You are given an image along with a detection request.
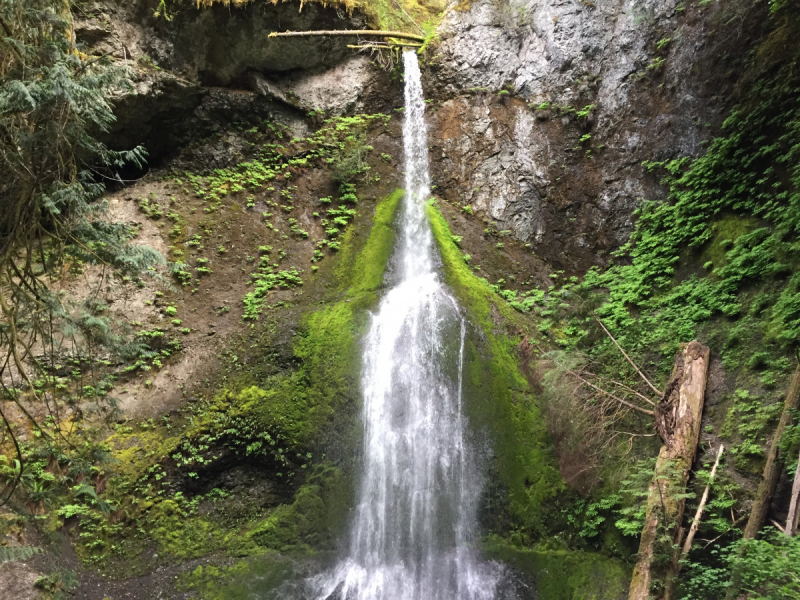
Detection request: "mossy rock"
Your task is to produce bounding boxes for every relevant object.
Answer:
[427,202,565,536]
[486,538,630,600]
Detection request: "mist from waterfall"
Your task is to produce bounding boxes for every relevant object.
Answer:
[315,51,499,600]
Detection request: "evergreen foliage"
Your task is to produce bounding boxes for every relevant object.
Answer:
[0,0,161,504]
[0,545,41,562]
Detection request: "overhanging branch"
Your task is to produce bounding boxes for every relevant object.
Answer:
[268,29,426,43]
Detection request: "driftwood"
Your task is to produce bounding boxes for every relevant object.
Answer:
[628,341,710,600]
[786,452,800,536]
[267,29,426,43]
[681,444,724,556]
[347,42,422,49]
[743,364,800,539]
[660,444,725,600]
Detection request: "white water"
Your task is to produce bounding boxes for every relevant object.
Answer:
[314,52,499,600]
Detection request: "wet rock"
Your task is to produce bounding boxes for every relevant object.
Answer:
[427,0,763,273]
[105,69,308,164]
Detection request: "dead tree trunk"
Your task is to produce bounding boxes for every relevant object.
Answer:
[785,454,800,536]
[743,365,800,539]
[628,341,710,600]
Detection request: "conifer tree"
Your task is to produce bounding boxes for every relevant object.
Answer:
[0,0,161,504]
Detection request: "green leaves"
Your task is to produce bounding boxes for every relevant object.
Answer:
[0,546,42,562]
[0,0,164,480]
[242,264,302,320]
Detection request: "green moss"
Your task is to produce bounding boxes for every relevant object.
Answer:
[178,553,315,600]
[149,501,228,560]
[698,215,758,273]
[87,190,403,578]
[339,188,403,294]
[245,464,347,553]
[485,537,630,600]
[106,428,181,482]
[263,188,403,449]
[426,202,564,536]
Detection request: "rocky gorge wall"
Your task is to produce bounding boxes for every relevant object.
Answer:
[426,0,766,273]
[2,0,792,598]
[95,0,765,271]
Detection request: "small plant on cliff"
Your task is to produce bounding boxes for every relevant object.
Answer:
[242,263,303,320]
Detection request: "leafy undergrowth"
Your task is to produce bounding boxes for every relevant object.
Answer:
[27,189,404,584]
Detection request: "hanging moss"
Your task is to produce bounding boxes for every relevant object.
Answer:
[188,0,442,32]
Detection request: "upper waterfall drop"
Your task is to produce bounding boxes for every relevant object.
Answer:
[315,51,500,600]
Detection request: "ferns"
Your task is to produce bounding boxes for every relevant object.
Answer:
[0,546,41,562]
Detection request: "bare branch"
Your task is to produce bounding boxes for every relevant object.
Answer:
[567,367,654,416]
[681,444,724,556]
[593,313,663,397]
[268,29,426,42]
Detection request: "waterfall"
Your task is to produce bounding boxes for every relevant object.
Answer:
[316,51,499,600]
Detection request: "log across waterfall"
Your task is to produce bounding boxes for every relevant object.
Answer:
[313,51,501,600]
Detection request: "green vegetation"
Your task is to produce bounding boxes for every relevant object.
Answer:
[0,189,403,591]
[453,14,800,600]
[681,531,800,600]
[187,0,444,33]
[486,537,630,600]
[243,267,303,320]
[427,202,564,537]
[0,0,164,506]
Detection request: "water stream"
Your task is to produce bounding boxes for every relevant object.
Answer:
[316,51,499,600]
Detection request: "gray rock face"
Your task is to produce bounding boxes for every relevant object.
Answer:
[439,0,675,117]
[250,55,378,116]
[82,0,367,83]
[428,0,746,272]
[87,0,757,272]
[429,93,646,272]
[85,0,389,163]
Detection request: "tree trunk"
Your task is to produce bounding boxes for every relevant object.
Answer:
[743,365,800,539]
[628,341,710,600]
[784,447,800,536]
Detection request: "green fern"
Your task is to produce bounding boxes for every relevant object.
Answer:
[0,546,42,563]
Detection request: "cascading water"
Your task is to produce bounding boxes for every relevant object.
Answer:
[315,51,500,600]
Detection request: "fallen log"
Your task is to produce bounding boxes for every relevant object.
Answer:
[628,341,710,600]
[268,29,426,43]
[347,42,422,49]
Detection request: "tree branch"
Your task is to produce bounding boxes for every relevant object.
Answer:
[567,367,654,416]
[681,444,724,556]
[268,29,426,43]
[593,313,664,397]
